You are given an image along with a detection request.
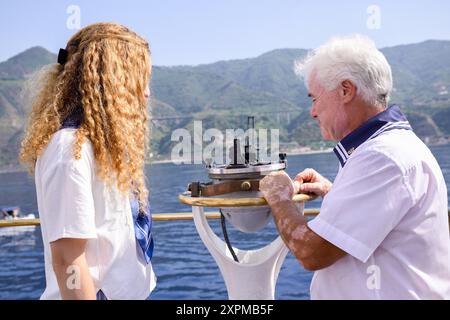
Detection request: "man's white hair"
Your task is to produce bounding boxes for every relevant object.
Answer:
[295,34,393,107]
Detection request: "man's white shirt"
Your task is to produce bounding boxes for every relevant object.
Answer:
[308,128,450,299]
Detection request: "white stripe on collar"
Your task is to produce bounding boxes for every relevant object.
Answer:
[332,105,412,167]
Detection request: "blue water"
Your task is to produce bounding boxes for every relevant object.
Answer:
[0,145,449,299]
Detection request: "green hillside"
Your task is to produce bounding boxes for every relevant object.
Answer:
[0,41,449,169]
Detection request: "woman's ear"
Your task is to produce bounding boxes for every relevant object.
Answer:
[340,80,357,103]
[144,86,150,99]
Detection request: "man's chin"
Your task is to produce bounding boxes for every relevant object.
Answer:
[320,133,338,142]
[320,129,332,141]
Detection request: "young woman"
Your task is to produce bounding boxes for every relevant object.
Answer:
[20,22,156,300]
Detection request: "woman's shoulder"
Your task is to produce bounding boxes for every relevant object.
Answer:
[39,128,94,169]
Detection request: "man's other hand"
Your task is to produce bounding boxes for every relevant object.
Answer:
[294,168,332,198]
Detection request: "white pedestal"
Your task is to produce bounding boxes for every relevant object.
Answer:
[192,206,289,300]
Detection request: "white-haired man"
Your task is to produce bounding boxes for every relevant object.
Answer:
[260,35,450,299]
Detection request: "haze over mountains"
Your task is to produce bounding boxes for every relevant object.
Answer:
[0,40,449,169]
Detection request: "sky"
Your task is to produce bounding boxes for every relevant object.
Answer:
[0,0,450,66]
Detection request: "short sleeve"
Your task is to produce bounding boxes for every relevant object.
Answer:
[307,150,414,263]
[40,145,97,243]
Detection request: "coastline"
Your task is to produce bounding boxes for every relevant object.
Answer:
[0,166,27,175]
[1,141,448,172]
[148,148,335,165]
[285,148,334,156]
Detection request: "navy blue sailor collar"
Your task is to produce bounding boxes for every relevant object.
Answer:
[333,105,412,167]
[60,107,84,129]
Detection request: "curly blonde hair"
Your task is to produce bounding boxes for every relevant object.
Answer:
[20,22,151,209]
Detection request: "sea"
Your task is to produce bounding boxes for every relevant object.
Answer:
[0,144,449,299]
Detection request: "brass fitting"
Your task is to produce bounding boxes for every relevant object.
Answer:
[240,181,252,191]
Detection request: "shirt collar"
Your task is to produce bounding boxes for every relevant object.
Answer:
[60,107,83,129]
[333,105,412,167]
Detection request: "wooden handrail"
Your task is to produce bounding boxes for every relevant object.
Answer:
[1,209,450,228]
[178,192,314,207]
[0,209,322,228]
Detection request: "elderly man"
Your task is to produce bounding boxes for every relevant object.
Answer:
[260,35,450,299]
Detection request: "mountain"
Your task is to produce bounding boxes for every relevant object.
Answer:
[196,48,310,106]
[382,40,450,108]
[0,46,55,80]
[0,41,449,169]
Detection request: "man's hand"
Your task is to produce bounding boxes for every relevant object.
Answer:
[260,170,299,204]
[259,169,346,271]
[294,168,332,198]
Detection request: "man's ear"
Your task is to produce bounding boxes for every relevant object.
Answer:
[340,80,357,103]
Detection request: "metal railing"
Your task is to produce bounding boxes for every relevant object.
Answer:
[0,209,322,228]
[1,209,450,228]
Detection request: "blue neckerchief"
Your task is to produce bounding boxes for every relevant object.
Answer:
[334,105,413,167]
[60,112,154,264]
[130,199,154,264]
[60,107,84,129]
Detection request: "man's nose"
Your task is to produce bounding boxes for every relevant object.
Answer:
[310,104,317,119]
